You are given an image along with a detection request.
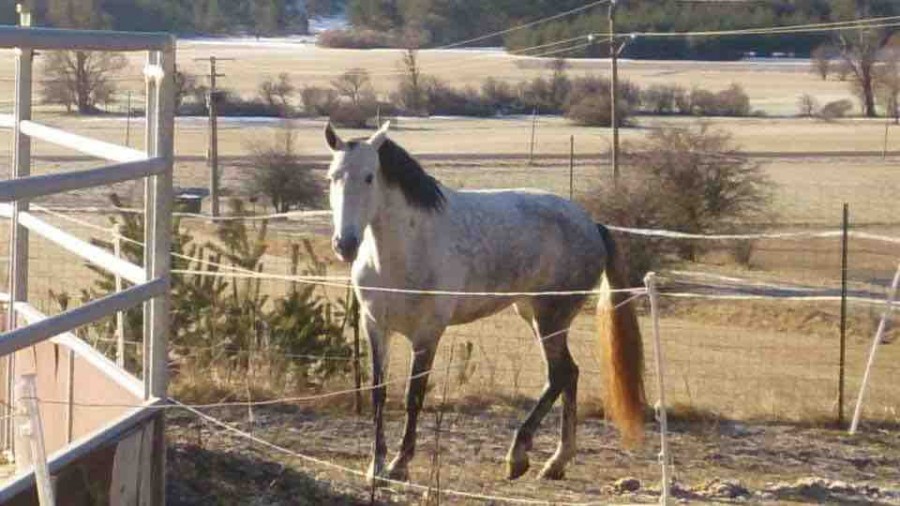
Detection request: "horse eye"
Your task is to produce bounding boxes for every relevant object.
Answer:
[365,174,374,184]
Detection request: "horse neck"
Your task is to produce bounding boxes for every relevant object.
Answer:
[367,184,429,264]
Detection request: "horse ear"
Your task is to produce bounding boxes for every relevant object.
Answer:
[368,121,391,149]
[325,122,344,152]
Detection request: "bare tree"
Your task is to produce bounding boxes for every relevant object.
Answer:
[40,0,127,114]
[259,73,296,116]
[175,70,204,111]
[810,45,833,81]
[837,26,892,117]
[40,51,128,113]
[875,48,900,123]
[398,48,426,115]
[331,68,373,107]
[797,93,819,117]
[549,57,571,108]
[249,123,324,213]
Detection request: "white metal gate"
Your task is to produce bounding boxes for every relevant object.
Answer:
[0,23,174,503]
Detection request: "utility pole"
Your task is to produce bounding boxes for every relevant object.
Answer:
[195,56,234,217]
[608,0,620,187]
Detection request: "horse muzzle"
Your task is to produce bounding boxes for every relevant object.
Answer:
[332,234,360,263]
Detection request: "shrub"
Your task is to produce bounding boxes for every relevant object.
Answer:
[425,79,493,117]
[583,125,774,277]
[797,94,819,117]
[564,76,635,127]
[687,84,751,116]
[819,99,853,119]
[249,124,324,213]
[673,86,692,114]
[565,94,618,127]
[318,28,398,48]
[481,77,528,114]
[259,73,296,117]
[300,86,339,116]
[216,92,283,117]
[328,99,379,127]
[519,75,570,114]
[642,84,679,114]
[689,88,717,116]
[623,125,773,260]
[714,84,752,116]
[581,175,678,286]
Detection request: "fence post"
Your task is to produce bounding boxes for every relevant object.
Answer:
[569,135,575,200]
[125,90,133,148]
[644,272,672,504]
[289,243,300,294]
[352,294,362,416]
[5,3,34,456]
[644,272,671,505]
[145,42,175,506]
[15,374,55,505]
[609,0,621,187]
[838,203,849,426]
[528,107,538,165]
[849,263,900,434]
[113,223,126,368]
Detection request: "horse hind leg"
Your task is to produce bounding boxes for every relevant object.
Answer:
[538,336,578,480]
[506,299,580,481]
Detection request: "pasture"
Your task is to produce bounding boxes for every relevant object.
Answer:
[0,42,898,503]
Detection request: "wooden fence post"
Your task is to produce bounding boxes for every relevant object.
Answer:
[838,203,849,426]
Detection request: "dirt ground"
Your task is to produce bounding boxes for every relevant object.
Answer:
[166,404,900,505]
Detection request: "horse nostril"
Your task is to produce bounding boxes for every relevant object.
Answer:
[333,234,359,260]
[340,235,359,253]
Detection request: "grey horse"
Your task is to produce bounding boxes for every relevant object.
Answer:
[325,122,645,482]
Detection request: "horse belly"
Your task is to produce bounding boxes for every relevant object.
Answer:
[449,296,518,326]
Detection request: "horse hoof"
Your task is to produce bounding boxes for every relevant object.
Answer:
[538,463,566,481]
[506,456,530,480]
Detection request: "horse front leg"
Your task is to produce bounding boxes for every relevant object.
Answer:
[386,335,440,481]
[364,318,390,483]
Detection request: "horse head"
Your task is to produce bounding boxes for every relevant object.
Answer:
[324,121,391,263]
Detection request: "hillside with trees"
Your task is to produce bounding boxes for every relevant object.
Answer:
[341,0,900,60]
[4,0,309,36]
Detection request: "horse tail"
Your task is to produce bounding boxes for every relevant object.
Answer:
[595,224,646,446]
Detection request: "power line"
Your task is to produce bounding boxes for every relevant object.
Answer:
[611,15,900,38]
[436,0,610,50]
[246,15,900,81]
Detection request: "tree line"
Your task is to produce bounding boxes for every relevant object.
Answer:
[342,0,900,60]
[3,0,308,35]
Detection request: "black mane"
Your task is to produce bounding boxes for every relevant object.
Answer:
[375,139,446,212]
